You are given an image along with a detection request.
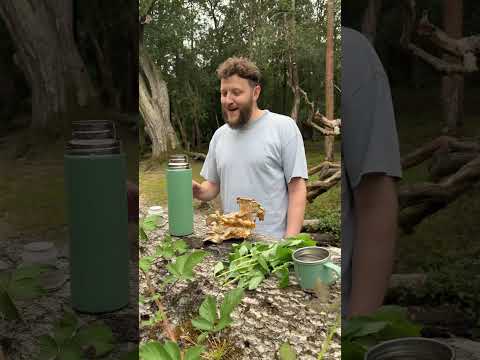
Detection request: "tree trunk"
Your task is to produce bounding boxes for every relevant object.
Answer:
[0,0,98,133]
[441,0,464,134]
[361,0,383,43]
[324,0,335,162]
[285,3,300,123]
[139,44,179,159]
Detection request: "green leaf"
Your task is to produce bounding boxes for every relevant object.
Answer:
[184,345,205,360]
[340,340,365,360]
[185,251,207,272]
[142,215,159,231]
[199,295,217,324]
[14,264,49,280]
[276,267,290,288]
[213,315,232,332]
[167,251,206,280]
[57,342,83,360]
[191,317,214,331]
[279,342,297,360]
[140,227,148,242]
[219,287,244,320]
[248,272,264,290]
[140,257,154,273]
[140,341,170,360]
[157,247,175,259]
[120,348,139,360]
[37,335,58,360]
[8,277,45,300]
[172,240,188,254]
[163,341,181,360]
[53,312,79,346]
[239,245,249,256]
[275,246,292,263]
[343,318,389,340]
[257,255,269,272]
[213,262,224,276]
[75,322,115,357]
[0,289,20,320]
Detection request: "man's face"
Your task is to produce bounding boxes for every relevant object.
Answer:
[220,75,259,129]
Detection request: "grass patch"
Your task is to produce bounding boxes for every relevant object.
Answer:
[0,124,138,238]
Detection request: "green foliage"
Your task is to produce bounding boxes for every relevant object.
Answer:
[140,214,160,242]
[156,237,188,259]
[140,341,204,360]
[341,306,422,360]
[215,233,316,290]
[192,287,244,341]
[313,209,341,239]
[166,251,207,281]
[142,0,342,150]
[36,311,115,359]
[279,342,297,360]
[0,265,48,320]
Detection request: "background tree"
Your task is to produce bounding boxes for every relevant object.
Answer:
[0,0,139,137]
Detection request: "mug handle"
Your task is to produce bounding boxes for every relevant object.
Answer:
[324,261,340,280]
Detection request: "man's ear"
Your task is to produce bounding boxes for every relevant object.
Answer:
[253,84,261,101]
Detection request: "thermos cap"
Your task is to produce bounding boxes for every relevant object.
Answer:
[168,154,190,169]
[66,120,121,155]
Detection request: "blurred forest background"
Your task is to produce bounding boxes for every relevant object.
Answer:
[140,0,343,239]
[0,1,138,237]
[344,0,480,339]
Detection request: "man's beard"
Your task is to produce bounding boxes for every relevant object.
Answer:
[222,101,253,129]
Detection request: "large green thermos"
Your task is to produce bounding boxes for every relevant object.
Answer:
[64,120,129,313]
[166,154,193,236]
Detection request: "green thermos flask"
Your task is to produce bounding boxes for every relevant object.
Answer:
[166,154,193,236]
[64,120,129,313]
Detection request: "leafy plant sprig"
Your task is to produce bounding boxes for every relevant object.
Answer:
[140,235,206,342]
[36,310,115,359]
[191,287,244,343]
[214,233,316,290]
[342,306,422,360]
[0,264,48,321]
[140,340,204,360]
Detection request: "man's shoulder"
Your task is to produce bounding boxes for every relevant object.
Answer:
[211,123,229,138]
[263,110,297,129]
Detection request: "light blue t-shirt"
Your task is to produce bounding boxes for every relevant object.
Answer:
[201,110,308,239]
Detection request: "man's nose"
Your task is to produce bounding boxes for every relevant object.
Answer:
[223,94,234,105]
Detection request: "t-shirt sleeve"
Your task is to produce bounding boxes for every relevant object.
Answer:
[342,46,402,190]
[200,134,220,184]
[282,124,309,183]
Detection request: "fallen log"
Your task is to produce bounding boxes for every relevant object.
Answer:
[398,154,480,231]
[187,151,206,161]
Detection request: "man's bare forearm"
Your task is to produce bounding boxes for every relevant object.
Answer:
[193,180,220,201]
[348,174,398,317]
[285,177,307,237]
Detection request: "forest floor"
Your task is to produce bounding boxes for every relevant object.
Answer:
[138,139,342,359]
[0,123,139,359]
[138,204,341,360]
[388,86,480,341]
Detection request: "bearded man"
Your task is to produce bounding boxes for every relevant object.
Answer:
[192,57,308,239]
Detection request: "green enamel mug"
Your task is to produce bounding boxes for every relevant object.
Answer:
[292,246,340,290]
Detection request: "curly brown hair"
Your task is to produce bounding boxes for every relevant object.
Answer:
[216,57,261,86]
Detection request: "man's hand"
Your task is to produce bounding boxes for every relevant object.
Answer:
[348,173,398,318]
[285,177,307,238]
[192,180,220,202]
